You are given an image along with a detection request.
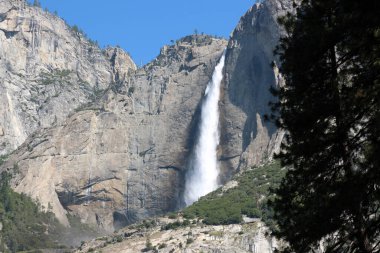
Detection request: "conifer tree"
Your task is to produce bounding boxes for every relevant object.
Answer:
[270,0,380,252]
[33,0,41,7]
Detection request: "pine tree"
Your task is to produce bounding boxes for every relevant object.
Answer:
[33,0,41,8]
[270,0,380,252]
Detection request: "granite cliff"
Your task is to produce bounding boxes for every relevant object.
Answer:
[0,0,136,155]
[1,34,227,231]
[220,0,291,175]
[0,0,291,242]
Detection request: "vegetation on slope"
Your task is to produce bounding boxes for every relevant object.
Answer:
[0,159,98,252]
[182,161,286,229]
[0,171,65,252]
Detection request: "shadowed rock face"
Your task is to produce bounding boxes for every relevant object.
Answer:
[2,34,227,231]
[220,0,291,175]
[0,0,136,155]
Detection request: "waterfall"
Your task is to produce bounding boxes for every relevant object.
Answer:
[184,52,225,206]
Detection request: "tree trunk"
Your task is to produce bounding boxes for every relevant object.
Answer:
[355,216,372,253]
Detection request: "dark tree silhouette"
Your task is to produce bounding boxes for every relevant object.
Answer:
[269,0,380,252]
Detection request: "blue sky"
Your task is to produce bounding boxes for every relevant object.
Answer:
[28,0,255,65]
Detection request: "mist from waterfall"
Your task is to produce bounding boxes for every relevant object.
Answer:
[184,52,225,206]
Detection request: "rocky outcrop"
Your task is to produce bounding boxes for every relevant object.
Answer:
[0,0,136,155]
[103,47,137,83]
[76,217,284,253]
[220,0,290,174]
[2,35,227,231]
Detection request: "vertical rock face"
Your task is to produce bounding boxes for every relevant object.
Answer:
[0,0,136,154]
[220,0,291,173]
[103,47,137,83]
[2,35,227,231]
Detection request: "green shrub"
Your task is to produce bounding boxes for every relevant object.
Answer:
[182,161,286,228]
[168,212,177,219]
[158,243,167,249]
[116,235,123,242]
[209,231,223,238]
[38,69,72,87]
[161,220,182,230]
[128,86,135,95]
[142,237,154,252]
[0,154,8,166]
[182,212,195,219]
[141,219,156,229]
[161,219,192,231]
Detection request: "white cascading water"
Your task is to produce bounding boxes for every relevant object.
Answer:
[184,52,225,206]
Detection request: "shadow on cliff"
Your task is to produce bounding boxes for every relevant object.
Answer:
[222,2,280,170]
[176,97,203,208]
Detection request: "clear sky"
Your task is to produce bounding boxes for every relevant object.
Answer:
[28,0,255,66]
